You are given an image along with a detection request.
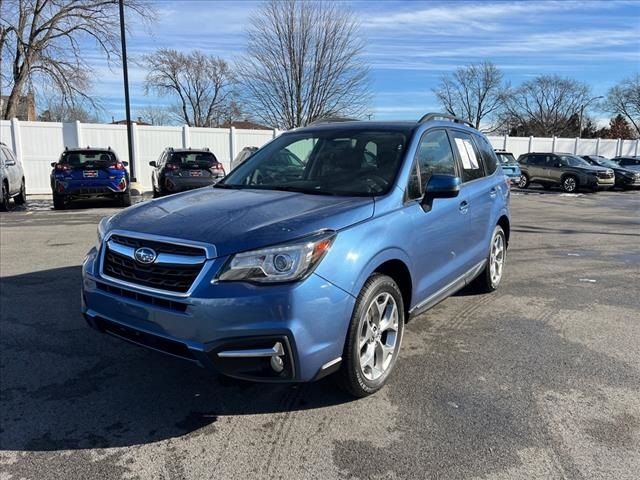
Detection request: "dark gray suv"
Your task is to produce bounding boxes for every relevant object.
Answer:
[517,152,614,192]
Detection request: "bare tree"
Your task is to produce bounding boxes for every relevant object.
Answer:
[38,93,101,122]
[237,0,370,129]
[432,61,507,130]
[142,49,235,127]
[502,75,590,137]
[135,105,175,126]
[0,0,153,120]
[603,74,640,136]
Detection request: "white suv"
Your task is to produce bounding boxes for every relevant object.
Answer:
[0,142,26,211]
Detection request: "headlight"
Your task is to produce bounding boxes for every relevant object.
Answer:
[217,231,335,284]
[96,216,112,250]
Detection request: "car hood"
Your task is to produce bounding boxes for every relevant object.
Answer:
[107,187,375,257]
[572,164,611,173]
[620,164,640,172]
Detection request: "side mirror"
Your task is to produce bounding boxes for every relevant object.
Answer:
[51,162,57,168]
[421,174,460,212]
[122,161,129,167]
[555,162,562,168]
[149,161,157,167]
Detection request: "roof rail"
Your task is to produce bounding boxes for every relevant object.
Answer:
[418,112,474,128]
[308,117,359,126]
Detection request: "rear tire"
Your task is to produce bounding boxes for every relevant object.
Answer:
[472,225,507,293]
[52,193,66,210]
[338,274,405,397]
[119,190,132,207]
[0,182,9,211]
[517,174,529,189]
[14,179,26,205]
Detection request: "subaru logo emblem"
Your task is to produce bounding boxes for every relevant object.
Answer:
[134,247,157,264]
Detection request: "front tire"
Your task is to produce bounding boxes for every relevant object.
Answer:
[338,274,405,397]
[14,179,26,205]
[561,175,578,193]
[0,182,9,211]
[472,225,507,293]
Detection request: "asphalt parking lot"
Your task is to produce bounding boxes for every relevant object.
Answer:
[1,188,639,480]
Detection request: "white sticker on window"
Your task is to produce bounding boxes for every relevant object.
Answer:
[454,138,480,170]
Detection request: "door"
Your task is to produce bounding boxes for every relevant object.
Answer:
[1,147,20,194]
[449,129,495,269]
[527,154,546,182]
[544,154,564,184]
[405,129,469,302]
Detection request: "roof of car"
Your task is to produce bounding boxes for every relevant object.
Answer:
[166,148,212,153]
[292,119,482,135]
[63,147,113,152]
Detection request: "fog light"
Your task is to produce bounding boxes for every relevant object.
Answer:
[270,354,284,373]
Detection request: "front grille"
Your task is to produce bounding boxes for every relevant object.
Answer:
[102,235,206,293]
[109,234,204,256]
[597,172,614,179]
[96,282,188,312]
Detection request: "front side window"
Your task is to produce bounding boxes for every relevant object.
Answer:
[220,128,411,196]
[406,129,456,200]
[558,155,589,167]
[449,130,485,182]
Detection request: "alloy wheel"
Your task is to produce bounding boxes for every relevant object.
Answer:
[563,177,577,192]
[358,292,399,381]
[490,231,505,287]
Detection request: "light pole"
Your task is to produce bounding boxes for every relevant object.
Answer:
[119,0,136,182]
[578,95,604,138]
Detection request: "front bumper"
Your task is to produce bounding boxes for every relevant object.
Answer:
[82,248,354,382]
[583,176,615,190]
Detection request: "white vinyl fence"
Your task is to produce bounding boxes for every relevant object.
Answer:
[1,119,638,194]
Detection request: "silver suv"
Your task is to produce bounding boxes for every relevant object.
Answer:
[0,142,26,211]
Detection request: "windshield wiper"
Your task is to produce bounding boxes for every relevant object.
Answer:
[213,183,245,189]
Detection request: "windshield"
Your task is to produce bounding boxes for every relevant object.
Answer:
[596,158,618,168]
[60,150,116,166]
[496,152,516,164]
[218,128,412,196]
[559,155,590,167]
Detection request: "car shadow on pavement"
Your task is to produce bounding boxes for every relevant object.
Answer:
[0,266,354,452]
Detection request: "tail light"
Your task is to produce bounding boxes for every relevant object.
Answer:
[55,163,71,172]
[110,162,125,170]
[165,163,180,171]
[210,162,225,175]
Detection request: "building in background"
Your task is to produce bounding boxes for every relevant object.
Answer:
[0,92,37,121]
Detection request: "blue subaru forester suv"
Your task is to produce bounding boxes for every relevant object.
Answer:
[82,114,510,397]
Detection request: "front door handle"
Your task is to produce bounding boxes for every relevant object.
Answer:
[459,200,469,214]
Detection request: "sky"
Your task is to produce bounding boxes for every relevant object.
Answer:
[88,0,640,124]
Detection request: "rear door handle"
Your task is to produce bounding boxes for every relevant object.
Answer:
[459,200,469,214]
[490,187,498,199]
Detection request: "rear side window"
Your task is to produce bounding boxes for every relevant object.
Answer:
[473,135,498,175]
[449,130,485,182]
[527,154,545,166]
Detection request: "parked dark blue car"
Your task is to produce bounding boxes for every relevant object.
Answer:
[51,148,131,209]
[82,114,511,397]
